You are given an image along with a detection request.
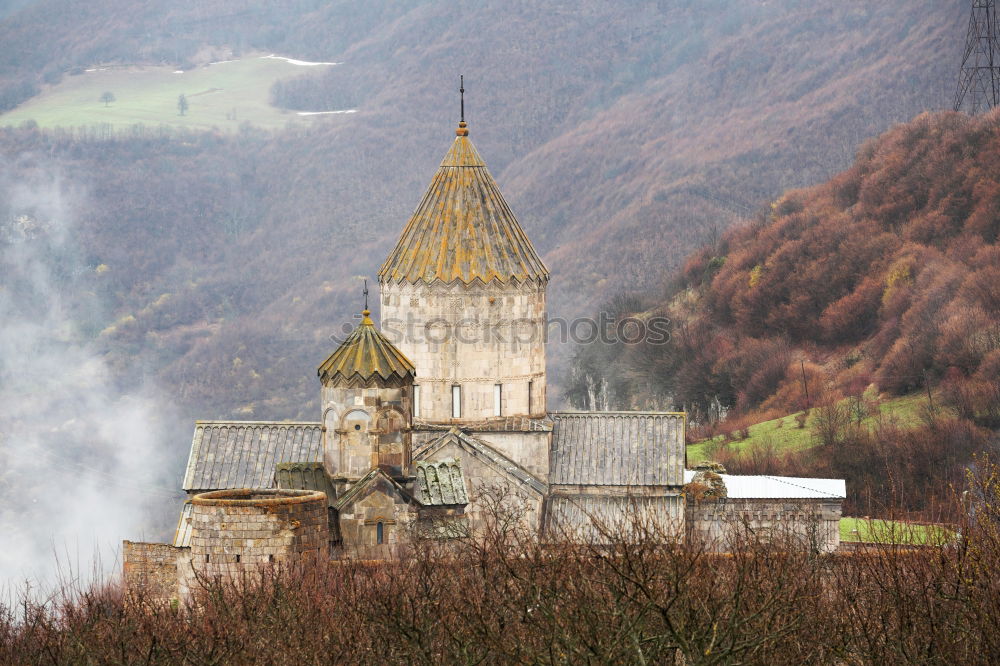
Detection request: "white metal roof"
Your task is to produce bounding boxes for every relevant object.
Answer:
[684,470,846,499]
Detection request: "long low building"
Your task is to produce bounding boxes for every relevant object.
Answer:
[683,468,846,553]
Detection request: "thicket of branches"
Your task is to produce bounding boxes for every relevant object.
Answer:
[5,465,1000,664]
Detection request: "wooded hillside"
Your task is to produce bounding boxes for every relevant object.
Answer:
[0,1,965,425]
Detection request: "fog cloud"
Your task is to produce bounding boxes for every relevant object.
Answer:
[0,155,182,592]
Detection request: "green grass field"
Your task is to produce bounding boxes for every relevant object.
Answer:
[0,55,356,132]
[686,393,931,463]
[840,517,954,545]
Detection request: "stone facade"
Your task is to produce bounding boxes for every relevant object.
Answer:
[122,541,190,603]
[321,380,412,481]
[685,498,843,553]
[188,488,330,575]
[380,279,547,422]
[333,470,417,559]
[418,434,545,535]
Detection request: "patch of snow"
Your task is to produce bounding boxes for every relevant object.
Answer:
[208,59,238,66]
[296,109,358,116]
[173,70,185,74]
[84,68,109,73]
[263,54,340,67]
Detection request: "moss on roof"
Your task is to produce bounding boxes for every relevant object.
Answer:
[317,310,415,384]
[379,122,549,285]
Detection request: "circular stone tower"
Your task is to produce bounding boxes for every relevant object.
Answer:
[378,120,549,423]
[189,488,329,577]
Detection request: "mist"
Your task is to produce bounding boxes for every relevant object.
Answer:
[0,154,183,592]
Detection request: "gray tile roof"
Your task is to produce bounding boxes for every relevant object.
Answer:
[549,412,685,487]
[414,427,546,496]
[414,459,469,506]
[275,462,337,504]
[182,421,323,492]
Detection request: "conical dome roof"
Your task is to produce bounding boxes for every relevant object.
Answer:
[378,122,549,285]
[317,310,415,384]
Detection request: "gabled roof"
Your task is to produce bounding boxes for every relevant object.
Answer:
[317,310,415,384]
[332,467,411,512]
[549,412,685,487]
[378,122,549,285]
[414,459,469,506]
[414,427,546,495]
[682,470,846,499]
[413,415,553,433]
[182,421,322,491]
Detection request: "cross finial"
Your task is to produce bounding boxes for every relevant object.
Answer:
[460,75,465,123]
[363,279,369,311]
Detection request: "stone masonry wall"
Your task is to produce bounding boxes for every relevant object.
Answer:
[322,381,412,480]
[686,498,843,553]
[189,489,329,578]
[380,279,546,422]
[122,541,188,603]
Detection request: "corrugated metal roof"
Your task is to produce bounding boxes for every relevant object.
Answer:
[549,412,685,487]
[414,427,546,495]
[173,501,193,548]
[682,470,846,499]
[413,459,469,506]
[317,310,415,383]
[182,421,323,491]
[378,123,549,285]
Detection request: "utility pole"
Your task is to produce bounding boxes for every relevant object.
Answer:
[955,0,1000,114]
[800,360,810,409]
[923,369,936,413]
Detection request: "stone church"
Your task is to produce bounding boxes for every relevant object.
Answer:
[124,113,845,597]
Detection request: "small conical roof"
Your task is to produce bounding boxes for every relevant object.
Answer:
[378,122,549,284]
[317,310,415,384]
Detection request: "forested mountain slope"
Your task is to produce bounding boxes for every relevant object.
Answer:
[0,1,965,424]
[571,110,1000,419]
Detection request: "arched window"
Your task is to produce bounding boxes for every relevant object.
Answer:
[376,521,384,545]
[343,409,371,430]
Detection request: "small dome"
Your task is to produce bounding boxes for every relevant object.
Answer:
[317,310,415,384]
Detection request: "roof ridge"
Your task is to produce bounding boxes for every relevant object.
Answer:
[195,420,322,426]
[758,474,846,498]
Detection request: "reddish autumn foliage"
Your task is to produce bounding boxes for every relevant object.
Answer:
[574,111,1000,429]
